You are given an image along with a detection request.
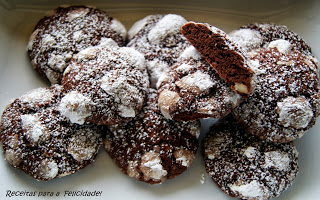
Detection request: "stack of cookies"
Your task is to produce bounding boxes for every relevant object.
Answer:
[1,5,319,200]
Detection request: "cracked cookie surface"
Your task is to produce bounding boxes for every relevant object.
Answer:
[203,115,299,200]
[105,89,199,184]
[232,40,320,143]
[27,5,127,84]
[0,85,102,181]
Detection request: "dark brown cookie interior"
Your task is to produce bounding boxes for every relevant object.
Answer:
[181,22,254,97]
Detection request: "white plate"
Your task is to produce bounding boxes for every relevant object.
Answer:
[0,1,320,199]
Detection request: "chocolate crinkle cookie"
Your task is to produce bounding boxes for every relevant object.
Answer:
[229,23,312,54]
[27,5,127,84]
[127,14,191,88]
[61,40,150,126]
[181,22,255,97]
[105,89,200,184]
[0,85,102,181]
[203,115,299,200]
[157,46,242,121]
[232,39,320,143]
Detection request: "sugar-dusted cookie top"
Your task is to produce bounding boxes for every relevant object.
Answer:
[127,14,191,88]
[105,89,200,184]
[0,85,102,181]
[157,46,242,121]
[203,115,299,200]
[232,40,320,143]
[27,5,127,84]
[61,41,150,126]
[229,23,312,54]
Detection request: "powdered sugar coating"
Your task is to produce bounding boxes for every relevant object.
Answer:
[157,49,242,121]
[38,159,59,180]
[67,129,101,162]
[158,90,181,120]
[0,85,102,181]
[110,19,127,40]
[148,60,171,88]
[203,115,299,200]
[276,96,314,129]
[58,91,92,125]
[27,5,127,84]
[232,46,320,143]
[263,151,291,171]
[173,148,195,167]
[20,114,50,145]
[243,146,258,160]
[147,14,187,45]
[99,71,143,118]
[127,14,191,88]
[65,7,90,21]
[238,23,313,55]
[176,71,215,94]
[230,180,266,199]
[178,46,202,62]
[140,151,168,182]
[19,87,56,106]
[268,39,292,54]
[105,89,199,184]
[128,15,151,40]
[229,28,263,52]
[62,44,149,126]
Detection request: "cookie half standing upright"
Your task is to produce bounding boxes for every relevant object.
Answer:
[0,85,102,181]
[232,39,320,143]
[127,14,191,88]
[61,41,150,126]
[105,89,200,184]
[157,46,242,121]
[203,115,299,200]
[181,22,255,97]
[27,5,127,84]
